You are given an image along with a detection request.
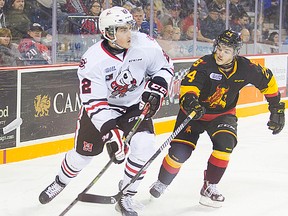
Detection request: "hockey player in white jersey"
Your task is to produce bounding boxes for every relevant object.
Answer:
[39,6,174,216]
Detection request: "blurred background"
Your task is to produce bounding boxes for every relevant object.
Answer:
[0,0,287,66]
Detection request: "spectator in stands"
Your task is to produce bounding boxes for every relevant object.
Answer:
[101,0,113,9]
[145,3,163,32]
[125,0,143,8]
[230,12,250,32]
[267,31,279,53]
[25,0,53,32]
[18,23,51,65]
[229,0,247,22]
[239,28,250,54]
[157,24,175,57]
[59,0,92,34]
[267,31,279,46]
[123,1,134,12]
[240,28,250,43]
[178,0,208,20]
[131,7,144,30]
[61,0,89,14]
[140,3,162,38]
[159,3,182,27]
[181,24,213,43]
[6,0,31,43]
[197,0,209,20]
[207,0,226,12]
[180,8,201,36]
[218,7,227,23]
[154,0,165,18]
[172,26,181,41]
[249,29,265,54]
[160,24,173,40]
[251,28,262,42]
[181,25,196,40]
[264,0,279,24]
[200,5,225,40]
[80,0,101,35]
[0,0,6,28]
[0,27,24,66]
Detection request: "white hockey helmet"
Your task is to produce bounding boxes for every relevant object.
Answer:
[99,6,134,40]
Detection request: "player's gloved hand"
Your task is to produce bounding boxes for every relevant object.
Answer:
[180,93,205,120]
[267,102,285,135]
[103,128,125,164]
[140,77,168,118]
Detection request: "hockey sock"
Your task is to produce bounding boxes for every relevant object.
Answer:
[121,156,146,193]
[59,149,93,185]
[158,154,183,185]
[205,150,230,184]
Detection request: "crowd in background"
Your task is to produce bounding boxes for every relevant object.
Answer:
[0,0,288,66]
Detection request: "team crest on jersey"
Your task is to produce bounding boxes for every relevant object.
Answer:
[204,85,229,108]
[83,141,93,152]
[210,73,222,81]
[79,58,87,69]
[110,67,137,98]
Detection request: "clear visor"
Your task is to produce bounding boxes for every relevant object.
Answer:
[110,20,136,32]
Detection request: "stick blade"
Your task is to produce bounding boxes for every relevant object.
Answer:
[3,118,23,135]
[78,193,119,204]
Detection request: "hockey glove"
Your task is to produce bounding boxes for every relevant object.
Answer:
[103,128,125,164]
[267,102,285,135]
[180,93,205,120]
[140,77,168,118]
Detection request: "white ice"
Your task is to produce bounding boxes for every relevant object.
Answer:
[0,111,288,216]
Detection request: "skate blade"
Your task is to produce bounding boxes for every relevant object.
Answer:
[199,195,223,208]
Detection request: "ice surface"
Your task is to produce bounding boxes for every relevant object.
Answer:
[0,112,287,216]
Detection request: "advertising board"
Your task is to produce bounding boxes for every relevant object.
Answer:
[20,68,80,142]
[0,70,18,149]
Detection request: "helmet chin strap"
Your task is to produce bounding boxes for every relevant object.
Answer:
[111,40,125,50]
[102,37,126,55]
[104,35,125,50]
[218,58,235,71]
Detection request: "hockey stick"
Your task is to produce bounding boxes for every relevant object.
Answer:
[58,104,150,216]
[0,118,22,135]
[78,110,196,204]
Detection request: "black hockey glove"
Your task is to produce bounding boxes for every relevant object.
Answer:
[180,93,205,120]
[140,77,168,118]
[267,102,285,135]
[103,128,125,164]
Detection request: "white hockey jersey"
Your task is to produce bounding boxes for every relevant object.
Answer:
[77,32,174,132]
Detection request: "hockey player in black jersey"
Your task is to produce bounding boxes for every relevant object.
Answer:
[150,29,285,208]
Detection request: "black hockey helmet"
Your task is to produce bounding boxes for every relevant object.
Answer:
[213,29,243,55]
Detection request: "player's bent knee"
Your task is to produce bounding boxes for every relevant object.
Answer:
[168,142,194,163]
[129,131,156,162]
[66,148,93,170]
[212,132,237,153]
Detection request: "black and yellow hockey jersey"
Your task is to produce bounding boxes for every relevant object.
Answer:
[180,54,280,118]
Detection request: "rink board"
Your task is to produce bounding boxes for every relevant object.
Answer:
[1,100,287,164]
[0,55,288,164]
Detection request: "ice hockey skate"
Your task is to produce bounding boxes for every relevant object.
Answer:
[149,180,168,198]
[199,180,225,208]
[39,175,66,204]
[115,193,139,216]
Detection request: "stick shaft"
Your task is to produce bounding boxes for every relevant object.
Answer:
[78,111,196,204]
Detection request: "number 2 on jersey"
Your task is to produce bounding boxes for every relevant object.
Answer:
[82,78,91,94]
